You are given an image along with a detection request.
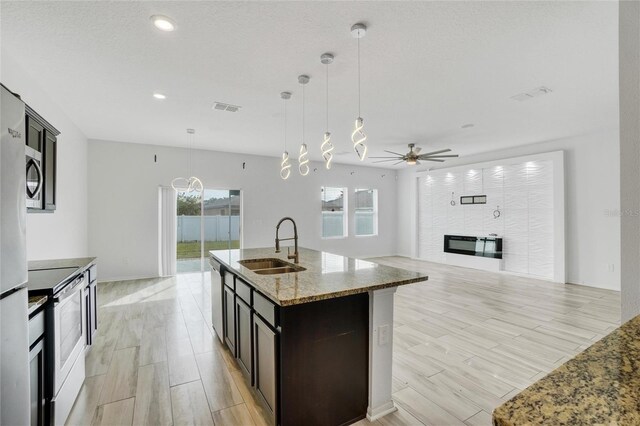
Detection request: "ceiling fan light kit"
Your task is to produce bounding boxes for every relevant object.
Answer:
[370,143,459,166]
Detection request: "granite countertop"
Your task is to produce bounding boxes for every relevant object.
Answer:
[28,295,48,315]
[493,315,640,425]
[210,247,428,306]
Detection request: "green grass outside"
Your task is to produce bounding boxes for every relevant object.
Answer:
[177,240,240,259]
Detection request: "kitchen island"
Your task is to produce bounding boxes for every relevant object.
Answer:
[210,247,428,426]
[493,315,640,425]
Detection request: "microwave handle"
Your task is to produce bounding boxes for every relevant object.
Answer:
[25,158,44,199]
[52,275,85,305]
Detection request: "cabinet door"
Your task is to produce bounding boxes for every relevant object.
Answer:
[223,286,236,355]
[26,116,44,152]
[235,297,253,383]
[253,315,277,423]
[43,132,56,211]
[29,339,46,426]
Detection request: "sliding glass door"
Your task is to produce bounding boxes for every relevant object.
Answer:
[176,188,241,273]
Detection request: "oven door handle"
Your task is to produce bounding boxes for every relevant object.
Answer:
[52,275,85,305]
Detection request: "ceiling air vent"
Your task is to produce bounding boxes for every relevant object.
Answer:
[213,102,241,112]
[510,86,552,102]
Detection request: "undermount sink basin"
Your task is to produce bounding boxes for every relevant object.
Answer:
[253,266,305,275]
[238,258,306,275]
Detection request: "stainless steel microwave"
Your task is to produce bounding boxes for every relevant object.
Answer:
[25,145,43,209]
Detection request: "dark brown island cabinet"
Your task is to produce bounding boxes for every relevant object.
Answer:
[210,247,428,426]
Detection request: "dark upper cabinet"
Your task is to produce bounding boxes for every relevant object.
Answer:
[26,116,44,152]
[43,132,56,211]
[25,106,59,213]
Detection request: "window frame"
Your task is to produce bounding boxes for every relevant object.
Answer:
[321,186,348,239]
[354,188,378,237]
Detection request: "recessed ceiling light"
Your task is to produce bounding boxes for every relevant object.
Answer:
[151,15,175,32]
[153,93,166,100]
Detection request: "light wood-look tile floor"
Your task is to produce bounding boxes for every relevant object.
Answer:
[67,257,620,426]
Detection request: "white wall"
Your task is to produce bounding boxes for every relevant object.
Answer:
[1,51,89,260]
[88,139,397,281]
[416,153,564,282]
[397,129,620,290]
[620,1,640,321]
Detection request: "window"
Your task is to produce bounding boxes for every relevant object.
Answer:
[321,187,347,238]
[355,188,378,236]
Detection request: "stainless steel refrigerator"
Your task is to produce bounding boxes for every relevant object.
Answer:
[1,84,30,425]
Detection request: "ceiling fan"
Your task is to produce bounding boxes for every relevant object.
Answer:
[370,143,459,166]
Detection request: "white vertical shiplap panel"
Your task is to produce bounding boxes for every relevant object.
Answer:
[483,206,504,236]
[483,166,504,190]
[463,206,484,236]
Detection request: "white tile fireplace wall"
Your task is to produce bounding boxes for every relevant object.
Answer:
[416,151,565,282]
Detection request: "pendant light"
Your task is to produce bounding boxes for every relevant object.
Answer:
[171,129,203,193]
[298,74,310,176]
[351,23,368,161]
[320,53,335,169]
[280,91,292,180]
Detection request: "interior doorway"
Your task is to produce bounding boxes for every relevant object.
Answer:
[176,188,241,273]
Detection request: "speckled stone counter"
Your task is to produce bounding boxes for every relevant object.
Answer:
[493,315,640,426]
[28,295,48,316]
[210,247,428,306]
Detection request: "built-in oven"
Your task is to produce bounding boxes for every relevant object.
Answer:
[26,145,43,209]
[51,274,85,395]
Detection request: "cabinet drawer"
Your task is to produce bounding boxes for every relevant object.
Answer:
[224,271,235,289]
[88,264,97,283]
[29,310,45,348]
[235,278,251,304]
[253,291,277,328]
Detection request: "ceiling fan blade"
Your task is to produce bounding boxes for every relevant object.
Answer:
[419,148,452,156]
[384,150,406,156]
[371,159,397,163]
[414,147,422,154]
[419,154,459,159]
[416,160,421,165]
[369,156,402,159]
[393,160,406,165]
[423,158,445,162]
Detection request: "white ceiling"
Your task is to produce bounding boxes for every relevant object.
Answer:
[1,1,618,167]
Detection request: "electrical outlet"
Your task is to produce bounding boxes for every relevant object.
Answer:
[378,324,390,346]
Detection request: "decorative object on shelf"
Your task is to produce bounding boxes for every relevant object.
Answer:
[298,75,310,176]
[450,192,456,206]
[320,53,335,169]
[351,23,368,161]
[371,143,459,166]
[280,92,292,180]
[171,129,203,193]
[493,205,501,219]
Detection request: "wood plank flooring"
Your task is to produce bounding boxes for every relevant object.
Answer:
[67,257,620,426]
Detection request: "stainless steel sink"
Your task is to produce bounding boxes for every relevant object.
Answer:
[253,266,304,275]
[238,258,306,274]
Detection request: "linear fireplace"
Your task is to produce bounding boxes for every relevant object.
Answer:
[444,235,503,259]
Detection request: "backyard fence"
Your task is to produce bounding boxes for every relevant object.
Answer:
[177,215,240,242]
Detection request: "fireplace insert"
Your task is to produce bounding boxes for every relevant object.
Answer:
[444,235,503,259]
